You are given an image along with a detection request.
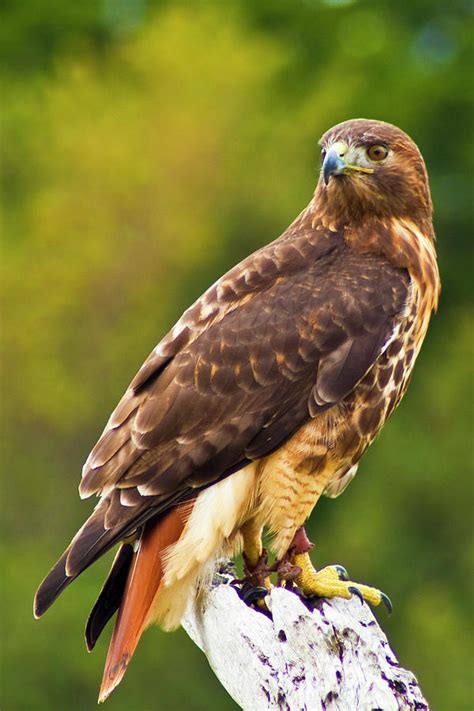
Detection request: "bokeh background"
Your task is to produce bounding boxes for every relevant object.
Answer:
[2,0,473,709]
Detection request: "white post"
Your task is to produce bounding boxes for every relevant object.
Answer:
[182,565,429,711]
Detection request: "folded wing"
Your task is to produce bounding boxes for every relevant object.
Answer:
[35,233,409,617]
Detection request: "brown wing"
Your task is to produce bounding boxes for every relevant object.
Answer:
[35,232,409,617]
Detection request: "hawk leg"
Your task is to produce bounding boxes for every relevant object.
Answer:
[237,520,270,606]
[242,548,271,589]
[289,527,392,613]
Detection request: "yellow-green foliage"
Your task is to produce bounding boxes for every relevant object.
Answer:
[2,3,472,710]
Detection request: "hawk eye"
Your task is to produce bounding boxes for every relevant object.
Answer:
[320,148,327,162]
[367,144,388,162]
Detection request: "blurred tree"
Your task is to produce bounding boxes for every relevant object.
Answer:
[1,2,472,709]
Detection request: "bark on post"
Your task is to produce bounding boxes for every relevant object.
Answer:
[182,563,429,711]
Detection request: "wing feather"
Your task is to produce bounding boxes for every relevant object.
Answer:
[85,241,408,501]
[37,227,409,616]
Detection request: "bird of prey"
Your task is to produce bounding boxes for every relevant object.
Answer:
[34,119,440,701]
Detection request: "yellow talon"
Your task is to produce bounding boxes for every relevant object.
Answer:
[293,553,390,611]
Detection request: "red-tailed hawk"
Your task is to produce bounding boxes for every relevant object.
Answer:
[34,119,440,701]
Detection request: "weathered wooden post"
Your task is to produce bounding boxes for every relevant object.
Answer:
[182,564,428,711]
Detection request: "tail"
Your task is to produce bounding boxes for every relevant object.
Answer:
[86,543,135,653]
[34,493,196,702]
[98,502,194,703]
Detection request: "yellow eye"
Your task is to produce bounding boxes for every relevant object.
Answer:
[367,144,389,162]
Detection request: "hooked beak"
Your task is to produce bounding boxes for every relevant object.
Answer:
[322,140,375,186]
[322,141,348,185]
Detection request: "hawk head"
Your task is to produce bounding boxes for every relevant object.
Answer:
[316,119,432,224]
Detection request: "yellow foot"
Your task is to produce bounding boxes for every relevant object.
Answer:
[293,553,392,612]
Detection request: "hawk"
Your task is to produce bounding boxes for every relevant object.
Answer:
[34,119,440,701]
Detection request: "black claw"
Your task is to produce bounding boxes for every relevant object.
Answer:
[348,586,364,604]
[381,592,393,614]
[238,581,268,605]
[334,565,349,581]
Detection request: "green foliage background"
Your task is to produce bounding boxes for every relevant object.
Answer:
[2,1,473,709]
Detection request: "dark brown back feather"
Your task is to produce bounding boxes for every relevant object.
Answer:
[36,220,409,616]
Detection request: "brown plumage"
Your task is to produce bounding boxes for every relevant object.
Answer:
[34,119,440,701]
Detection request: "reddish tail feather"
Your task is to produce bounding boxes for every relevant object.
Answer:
[98,501,194,703]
